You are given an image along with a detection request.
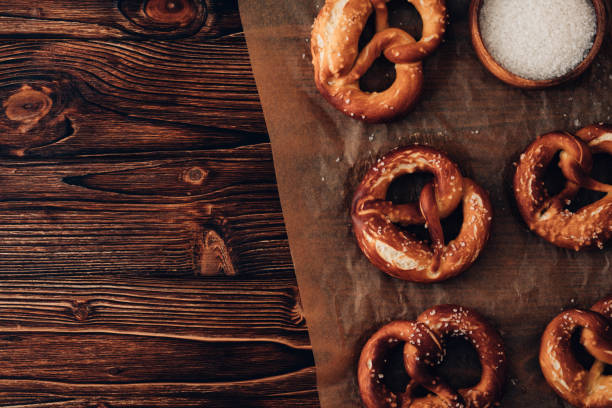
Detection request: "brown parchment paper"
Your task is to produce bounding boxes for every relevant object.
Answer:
[239,1,612,406]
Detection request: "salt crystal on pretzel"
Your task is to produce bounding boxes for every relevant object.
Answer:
[351,146,493,282]
[540,295,612,408]
[358,304,506,407]
[514,125,612,250]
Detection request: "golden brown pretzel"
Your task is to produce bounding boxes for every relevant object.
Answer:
[539,295,612,408]
[351,146,493,282]
[311,0,447,122]
[358,304,506,407]
[514,125,612,250]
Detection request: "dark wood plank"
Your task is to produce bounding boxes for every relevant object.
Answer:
[0,275,317,406]
[0,146,292,278]
[0,36,266,141]
[0,334,311,383]
[0,211,290,278]
[0,79,266,157]
[0,145,275,202]
[0,370,318,406]
[0,0,242,40]
[0,276,309,347]
[0,367,318,407]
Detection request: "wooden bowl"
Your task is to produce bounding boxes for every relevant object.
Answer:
[469,0,608,89]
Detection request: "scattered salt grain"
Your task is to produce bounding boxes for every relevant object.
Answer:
[479,0,596,80]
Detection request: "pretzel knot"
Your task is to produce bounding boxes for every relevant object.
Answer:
[311,0,447,122]
[351,146,493,283]
[514,124,612,250]
[358,305,507,408]
[540,295,612,408]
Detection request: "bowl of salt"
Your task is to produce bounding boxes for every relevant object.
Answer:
[469,0,607,89]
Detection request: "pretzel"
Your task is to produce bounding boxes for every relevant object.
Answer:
[311,0,447,122]
[514,125,612,250]
[351,146,493,283]
[358,304,506,407]
[539,295,612,408]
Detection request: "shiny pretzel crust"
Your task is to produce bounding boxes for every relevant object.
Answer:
[358,320,445,408]
[514,126,612,250]
[351,146,492,282]
[358,305,506,408]
[540,296,612,408]
[311,0,446,122]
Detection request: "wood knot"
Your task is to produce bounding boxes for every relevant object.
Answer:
[144,0,198,26]
[289,287,306,327]
[119,0,206,37]
[0,80,76,156]
[107,367,123,375]
[28,7,43,18]
[183,166,208,185]
[4,85,52,132]
[197,229,237,276]
[71,301,91,322]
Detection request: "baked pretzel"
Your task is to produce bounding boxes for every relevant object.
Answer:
[358,304,506,407]
[351,146,493,282]
[311,0,447,122]
[540,295,612,408]
[514,125,612,250]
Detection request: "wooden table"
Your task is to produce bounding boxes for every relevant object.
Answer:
[0,0,319,405]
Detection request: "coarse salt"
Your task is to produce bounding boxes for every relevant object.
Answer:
[479,0,596,80]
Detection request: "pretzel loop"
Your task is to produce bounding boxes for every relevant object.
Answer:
[311,0,447,122]
[358,305,507,408]
[358,320,446,407]
[514,125,612,250]
[351,146,493,283]
[384,0,447,63]
[540,296,612,408]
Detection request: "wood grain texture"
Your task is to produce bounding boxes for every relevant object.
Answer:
[0,0,319,405]
[0,275,315,404]
[0,145,292,278]
[0,0,242,40]
[0,36,266,141]
[0,367,318,407]
[0,276,308,347]
[0,369,318,407]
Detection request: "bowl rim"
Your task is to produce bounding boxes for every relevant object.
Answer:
[469,0,608,89]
